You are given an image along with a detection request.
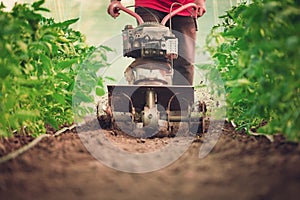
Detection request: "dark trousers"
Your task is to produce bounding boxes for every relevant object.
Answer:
[135,7,197,85]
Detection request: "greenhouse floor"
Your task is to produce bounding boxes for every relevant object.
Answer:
[0,122,299,200]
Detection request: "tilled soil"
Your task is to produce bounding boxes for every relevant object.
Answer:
[0,122,299,200]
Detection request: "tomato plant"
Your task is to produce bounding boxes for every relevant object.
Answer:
[205,0,300,140]
[0,0,110,137]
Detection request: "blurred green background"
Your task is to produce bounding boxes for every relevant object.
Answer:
[2,0,246,46]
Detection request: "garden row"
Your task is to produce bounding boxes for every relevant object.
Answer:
[204,0,299,140]
[0,0,108,137]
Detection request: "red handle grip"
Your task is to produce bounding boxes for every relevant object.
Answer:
[161,3,199,25]
[108,1,144,25]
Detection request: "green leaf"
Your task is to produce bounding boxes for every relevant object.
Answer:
[226,79,251,87]
[97,78,104,87]
[40,54,53,74]
[105,76,116,82]
[15,110,39,120]
[29,41,51,55]
[32,0,49,12]
[57,58,78,70]
[32,0,44,9]
[50,18,79,29]
[222,27,245,38]
[45,116,59,130]
[74,91,93,103]
[0,2,6,10]
[17,78,41,86]
[56,72,72,82]
[96,87,105,96]
[53,93,66,105]
[99,45,113,52]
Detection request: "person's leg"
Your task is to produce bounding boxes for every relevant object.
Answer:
[167,16,197,85]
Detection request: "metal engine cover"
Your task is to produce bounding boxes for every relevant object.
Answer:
[122,23,178,59]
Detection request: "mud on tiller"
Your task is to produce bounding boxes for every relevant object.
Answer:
[97,2,207,138]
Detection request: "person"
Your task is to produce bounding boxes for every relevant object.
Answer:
[107,0,206,85]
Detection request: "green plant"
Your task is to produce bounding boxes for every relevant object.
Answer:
[72,45,114,123]
[0,0,111,137]
[205,0,300,140]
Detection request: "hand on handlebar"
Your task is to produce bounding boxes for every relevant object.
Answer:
[194,0,206,17]
[107,0,121,18]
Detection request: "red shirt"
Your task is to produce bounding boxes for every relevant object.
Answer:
[135,0,196,16]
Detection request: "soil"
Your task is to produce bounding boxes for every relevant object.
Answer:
[0,121,299,200]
